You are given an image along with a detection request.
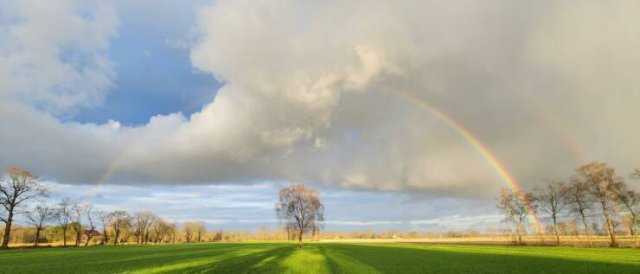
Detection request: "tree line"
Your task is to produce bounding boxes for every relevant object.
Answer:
[0,167,328,248]
[0,167,330,249]
[0,167,213,248]
[497,161,639,247]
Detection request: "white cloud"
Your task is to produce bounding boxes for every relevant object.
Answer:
[326,220,403,226]
[2,0,640,202]
[0,0,118,114]
[409,214,503,228]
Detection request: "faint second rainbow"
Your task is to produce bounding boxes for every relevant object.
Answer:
[389,89,543,233]
[81,145,133,204]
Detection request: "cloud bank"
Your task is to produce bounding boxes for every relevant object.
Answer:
[1,0,640,198]
[0,0,118,114]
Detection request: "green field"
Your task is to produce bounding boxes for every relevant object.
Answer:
[0,243,639,273]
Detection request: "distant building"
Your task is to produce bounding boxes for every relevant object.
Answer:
[84,230,101,237]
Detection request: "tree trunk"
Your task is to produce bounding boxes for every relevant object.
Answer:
[298,230,303,248]
[552,215,560,246]
[580,214,592,247]
[601,205,618,247]
[517,230,522,245]
[515,221,523,245]
[103,229,108,245]
[1,210,14,249]
[76,231,82,247]
[62,228,67,247]
[85,235,92,247]
[34,227,41,247]
[114,231,120,246]
[632,214,638,248]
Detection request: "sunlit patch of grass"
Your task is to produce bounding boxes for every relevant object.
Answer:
[129,245,273,273]
[279,245,330,273]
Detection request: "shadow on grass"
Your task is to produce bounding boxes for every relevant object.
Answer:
[319,243,640,274]
[156,244,328,273]
[178,245,294,273]
[0,243,291,273]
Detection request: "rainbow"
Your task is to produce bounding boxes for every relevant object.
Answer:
[520,91,590,165]
[389,89,543,233]
[85,89,543,233]
[81,147,131,204]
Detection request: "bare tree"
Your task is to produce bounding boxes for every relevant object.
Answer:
[133,212,156,244]
[109,210,130,245]
[97,210,111,245]
[0,167,49,249]
[566,178,594,247]
[496,187,533,245]
[612,181,639,247]
[195,221,205,243]
[184,221,194,243]
[26,204,56,247]
[531,181,568,245]
[575,162,622,247]
[275,184,324,247]
[152,219,170,244]
[171,222,177,243]
[83,204,98,246]
[71,203,85,246]
[56,197,73,247]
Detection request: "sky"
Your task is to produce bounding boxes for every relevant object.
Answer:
[1,0,640,232]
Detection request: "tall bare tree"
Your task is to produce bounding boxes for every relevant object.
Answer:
[612,180,639,247]
[0,167,49,249]
[184,221,194,243]
[56,197,73,247]
[197,221,206,243]
[83,204,98,246]
[496,187,533,245]
[566,177,594,247]
[97,210,111,245]
[108,210,130,245]
[171,222,178,243]
[70,203,85,246]
[531,181,568,245]
[575,162,622,247]
[275,184,324,247]
[26,204,56,247]
[133,212,156,244]
[183,221,206,243]
[152,220,171,244]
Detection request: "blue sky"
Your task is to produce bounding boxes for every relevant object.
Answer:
[73,0,220,126]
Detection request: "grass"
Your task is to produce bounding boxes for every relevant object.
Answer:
[0,242,639,273]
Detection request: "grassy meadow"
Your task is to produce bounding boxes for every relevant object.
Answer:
[0,242,639,273]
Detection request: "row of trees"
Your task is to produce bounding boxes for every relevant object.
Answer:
[498,162,639,247]
[0,167,328,248]
[0,167,213,248]
[6,200,209,247]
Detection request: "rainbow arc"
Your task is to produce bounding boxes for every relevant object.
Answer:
[390,90,543,233]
